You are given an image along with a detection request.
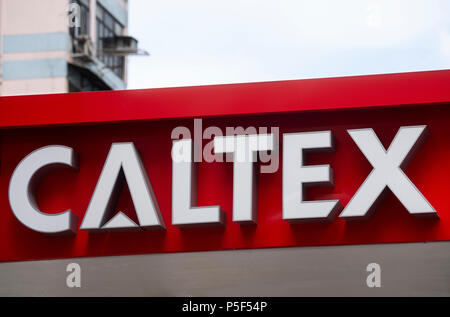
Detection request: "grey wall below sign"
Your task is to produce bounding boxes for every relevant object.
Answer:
[0,241,449,296]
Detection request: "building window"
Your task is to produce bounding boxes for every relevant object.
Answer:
[96,2,125,79]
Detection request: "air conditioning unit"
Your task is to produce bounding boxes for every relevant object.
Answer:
[71,35,95,61]
[101,36,140,56]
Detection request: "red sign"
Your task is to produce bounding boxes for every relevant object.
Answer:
[1,70,450,262]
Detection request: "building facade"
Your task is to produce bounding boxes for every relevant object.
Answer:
[0,0,135,96]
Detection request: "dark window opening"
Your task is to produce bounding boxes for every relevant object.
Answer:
[68,64,112,92]
[96,2,125,79]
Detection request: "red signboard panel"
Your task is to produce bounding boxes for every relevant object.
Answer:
[0,70,449,262]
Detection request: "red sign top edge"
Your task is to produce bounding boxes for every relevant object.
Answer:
[1,69,450,128]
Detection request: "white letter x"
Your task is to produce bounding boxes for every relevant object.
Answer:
[340,125,437,220]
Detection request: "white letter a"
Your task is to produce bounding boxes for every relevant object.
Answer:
[81,143,165,232]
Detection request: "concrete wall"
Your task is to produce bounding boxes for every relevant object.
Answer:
[0,0,128,96]
[0,241,449,296]
[0,0,69,96]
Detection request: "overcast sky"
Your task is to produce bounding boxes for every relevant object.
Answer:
[127,0,450,89]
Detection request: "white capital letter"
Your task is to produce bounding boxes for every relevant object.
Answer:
[283,131,340,223]
[172,139,224,227]
[81,143,165,232]
[340,126,436,220]
[9,146,78,235]
[214,134,274,223]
